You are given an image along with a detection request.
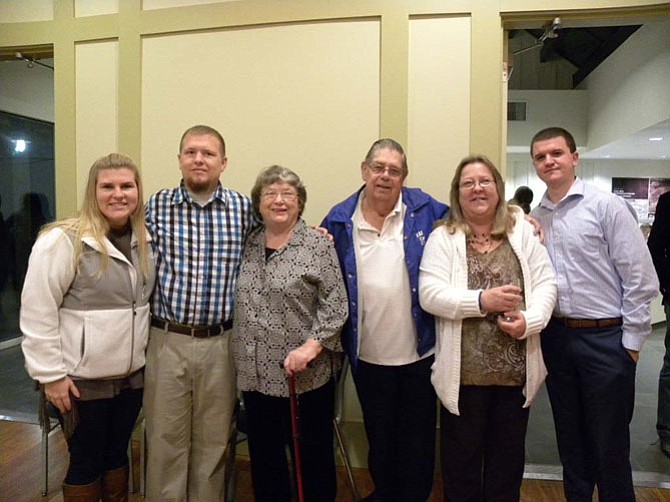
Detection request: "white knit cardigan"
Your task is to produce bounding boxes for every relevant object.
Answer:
[419,208,557,415]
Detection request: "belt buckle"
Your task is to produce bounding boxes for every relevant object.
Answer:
[190,326,208,338]
[190,324,223,338]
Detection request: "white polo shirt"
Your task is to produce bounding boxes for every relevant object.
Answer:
[353,192,423,366]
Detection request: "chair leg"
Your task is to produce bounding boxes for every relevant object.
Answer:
[127,439,134,493]
[139,418,146,496]
[41,419,49,496]
[334,418,360,501]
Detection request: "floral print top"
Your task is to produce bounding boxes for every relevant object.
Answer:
[233,219,348,397]
[461,239,526,386]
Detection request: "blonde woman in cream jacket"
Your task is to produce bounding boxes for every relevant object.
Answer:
[21,154,154,502]
[419,155,556,502]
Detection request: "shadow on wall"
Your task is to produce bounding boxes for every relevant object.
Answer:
[0,192,53,343]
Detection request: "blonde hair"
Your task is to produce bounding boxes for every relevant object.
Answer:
[439,155,515,237]
[42,153,150,279]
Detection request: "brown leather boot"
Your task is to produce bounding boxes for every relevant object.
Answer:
[62,478,102,501]
[101,466,129,502]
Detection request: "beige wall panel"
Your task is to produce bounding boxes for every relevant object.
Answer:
[141,20,380,224]
[143,0,241,11]
[76,41,119,207]
[408,16,471,205]
[0,0,52,23]
[75,0,119,17]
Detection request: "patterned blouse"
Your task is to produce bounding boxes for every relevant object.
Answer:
[233,219,348,397]
[461,239,526,386]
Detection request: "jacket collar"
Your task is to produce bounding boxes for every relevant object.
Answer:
[81,231,138,264]
[330,186,431,223]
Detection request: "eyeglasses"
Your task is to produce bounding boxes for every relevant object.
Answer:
[261,190,298,202]
[367,163,404,179]
[459,178,495,190]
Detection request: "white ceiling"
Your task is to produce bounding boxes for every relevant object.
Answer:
[580,118,670,160]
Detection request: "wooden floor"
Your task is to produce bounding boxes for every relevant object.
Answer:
[2,420,668,502]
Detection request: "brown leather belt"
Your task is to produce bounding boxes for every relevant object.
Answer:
[151,317,232,338]
[551,316,623,329]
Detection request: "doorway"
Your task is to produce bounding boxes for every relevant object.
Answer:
[0,47,54,422]
[503,10,670,485]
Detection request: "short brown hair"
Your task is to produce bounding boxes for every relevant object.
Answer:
[179,125,226,156]
[530,127,576,156]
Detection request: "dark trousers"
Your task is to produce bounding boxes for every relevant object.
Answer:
[541,320,636,502]
[243,380,336,502]
[658,304,670,441]
[440,386,529,502]
[354,357,437,502]
[64,387,143,485]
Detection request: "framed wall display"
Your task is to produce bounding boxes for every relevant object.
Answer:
[612,177,670,222]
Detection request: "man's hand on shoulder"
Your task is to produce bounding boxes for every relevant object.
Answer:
[524,214,544,244]
[311,225,333,241]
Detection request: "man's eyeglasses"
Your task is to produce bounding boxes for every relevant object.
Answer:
[459,178,495,190]
[261,191,298,202]
[367,163,404,179]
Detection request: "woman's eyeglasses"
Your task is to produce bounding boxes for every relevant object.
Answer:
[459,178,495,190]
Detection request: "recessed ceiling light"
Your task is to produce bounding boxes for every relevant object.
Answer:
[13,139,27,153]
[648,137,664,141]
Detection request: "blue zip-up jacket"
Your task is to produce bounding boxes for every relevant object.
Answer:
[321,186,449,370]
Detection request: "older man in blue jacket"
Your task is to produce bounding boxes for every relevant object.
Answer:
[322,138,448,502]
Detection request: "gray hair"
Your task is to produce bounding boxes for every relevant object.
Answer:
[363,138,408,175]
[251,165,307,221]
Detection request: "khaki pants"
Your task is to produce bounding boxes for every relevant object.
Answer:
[144,326,237,501]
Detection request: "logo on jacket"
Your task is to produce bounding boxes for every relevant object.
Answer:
[416,230,425,246]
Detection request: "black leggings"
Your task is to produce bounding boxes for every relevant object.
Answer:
[64,387,143,485]
[243,380,336,502]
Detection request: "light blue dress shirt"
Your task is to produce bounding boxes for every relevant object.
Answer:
[531,178,659,350]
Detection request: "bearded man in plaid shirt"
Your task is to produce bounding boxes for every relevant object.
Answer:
[144,125,255,501]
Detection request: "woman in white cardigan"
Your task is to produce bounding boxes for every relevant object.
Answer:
[419,155,556,502]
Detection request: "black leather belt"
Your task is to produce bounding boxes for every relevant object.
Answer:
[151,317,232,338]
[551,316,623,329]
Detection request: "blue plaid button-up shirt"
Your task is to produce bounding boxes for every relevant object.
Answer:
[146,181,255,326]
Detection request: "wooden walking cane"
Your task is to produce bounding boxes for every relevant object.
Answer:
[288,374,305,502]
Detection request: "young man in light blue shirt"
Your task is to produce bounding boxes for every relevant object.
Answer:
[530,127,658,502]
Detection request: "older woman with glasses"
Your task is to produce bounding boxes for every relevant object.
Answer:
[232,165,348,502]
[419,155,557,502]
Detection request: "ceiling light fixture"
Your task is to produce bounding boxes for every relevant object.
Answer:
[649,137,664,141]
[15,51,54,70]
